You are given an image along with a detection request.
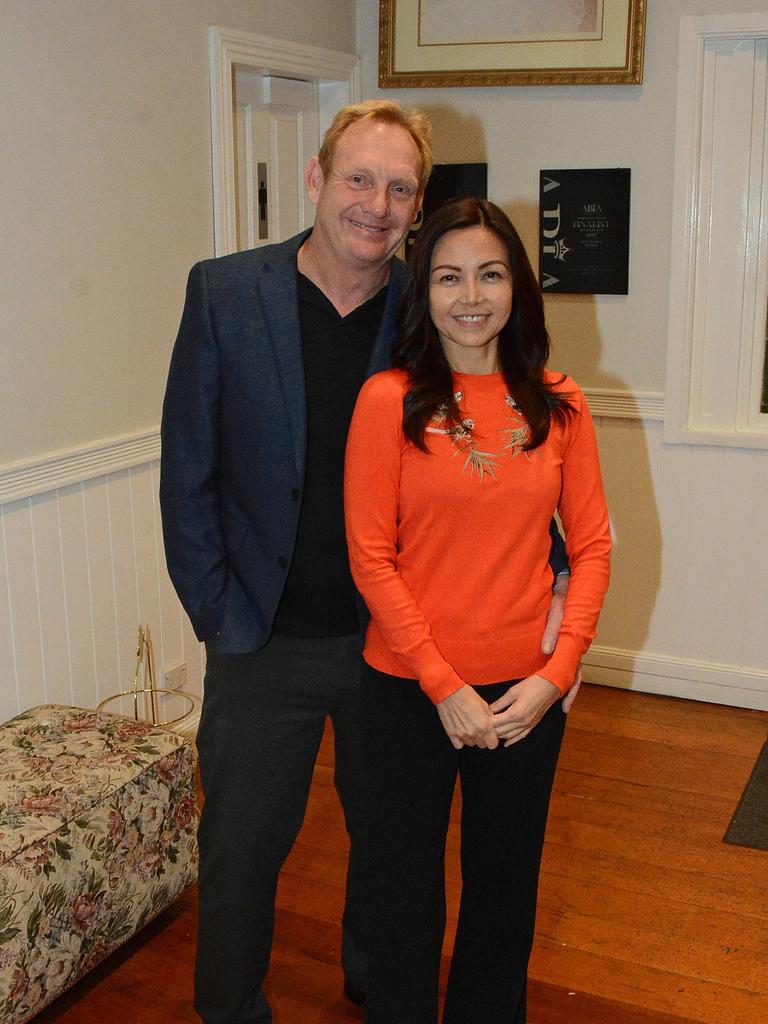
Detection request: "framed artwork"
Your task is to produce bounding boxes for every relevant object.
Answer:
[379,0,646,87]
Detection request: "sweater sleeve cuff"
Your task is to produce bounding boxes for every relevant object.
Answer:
[418,664,467,705]
[539,634,588,694]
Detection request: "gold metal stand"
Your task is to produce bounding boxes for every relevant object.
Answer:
[97,625,196,729]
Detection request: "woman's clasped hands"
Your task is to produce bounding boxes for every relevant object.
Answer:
[489,674,561,747]
[436,685,499,750]
[437,674,561,749]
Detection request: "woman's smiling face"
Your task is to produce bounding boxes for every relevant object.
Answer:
[428,225,513,374]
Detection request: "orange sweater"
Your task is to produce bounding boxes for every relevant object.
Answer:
[344,368,611,704]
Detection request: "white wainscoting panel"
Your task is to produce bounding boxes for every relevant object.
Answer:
[0,508,20,712]
[1,404,766,718]
[59,483,98,708]
[29,493,71,708]
[586,415,768,710]
[0,463,203,726]
[2,498,46,712]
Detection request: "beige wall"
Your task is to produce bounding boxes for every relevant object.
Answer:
[1,1,766,716]
[356,1,768,710]
[357,0,768,396]
[0,1,356,722]
[0,0,355,465]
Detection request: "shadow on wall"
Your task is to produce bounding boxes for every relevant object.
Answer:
[510,201,662,664]
[546,294,660,661]
[416,106,489,166]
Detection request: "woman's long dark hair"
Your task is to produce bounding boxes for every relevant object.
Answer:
[394,197,573,451]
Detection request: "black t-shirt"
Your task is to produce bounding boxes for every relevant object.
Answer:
[272,271,388,637]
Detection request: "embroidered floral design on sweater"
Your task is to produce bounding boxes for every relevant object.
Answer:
[425,391,531,480]
[502,395,531,458]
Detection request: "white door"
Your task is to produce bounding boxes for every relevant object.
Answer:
[233,69,318,251]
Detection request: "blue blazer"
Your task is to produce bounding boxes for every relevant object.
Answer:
[160,231,406,652]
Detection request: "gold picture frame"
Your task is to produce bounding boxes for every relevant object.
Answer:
[379,0,646,88]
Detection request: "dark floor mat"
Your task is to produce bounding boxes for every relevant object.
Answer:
[723,740,768,850]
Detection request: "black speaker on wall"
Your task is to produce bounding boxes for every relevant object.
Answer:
[405,162,488,260]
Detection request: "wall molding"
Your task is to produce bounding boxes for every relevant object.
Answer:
[583,387,664,421]
[0,389,665,506]
[0,429,160,504]
[0,390,664,506]
[584,644,768,711]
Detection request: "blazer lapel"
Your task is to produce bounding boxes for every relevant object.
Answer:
[367,257,406,377]
[251,240,404,475]
[255,233,311,476]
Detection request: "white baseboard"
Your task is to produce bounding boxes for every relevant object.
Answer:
[584,644,768,710]
[177,708,201,746]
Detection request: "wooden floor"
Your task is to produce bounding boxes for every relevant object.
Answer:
[36,683,768,1023]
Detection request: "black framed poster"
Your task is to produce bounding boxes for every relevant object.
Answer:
[539,168,631,294]
[406,162,487,259]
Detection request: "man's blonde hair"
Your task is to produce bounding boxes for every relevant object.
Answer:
[318,100,433,194]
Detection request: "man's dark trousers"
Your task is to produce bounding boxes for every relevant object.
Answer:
[194,633,366,1024]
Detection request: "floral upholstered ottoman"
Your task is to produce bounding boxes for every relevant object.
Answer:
[0,704,198,1024]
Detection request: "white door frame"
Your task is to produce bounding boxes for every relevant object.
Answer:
[209,26,360,256]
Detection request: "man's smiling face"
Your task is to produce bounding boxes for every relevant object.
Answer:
[306,118,422,273]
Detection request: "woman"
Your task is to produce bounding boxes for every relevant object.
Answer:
[344,198,610,1023]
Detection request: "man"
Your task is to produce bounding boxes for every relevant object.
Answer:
[160,100,570,1024]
